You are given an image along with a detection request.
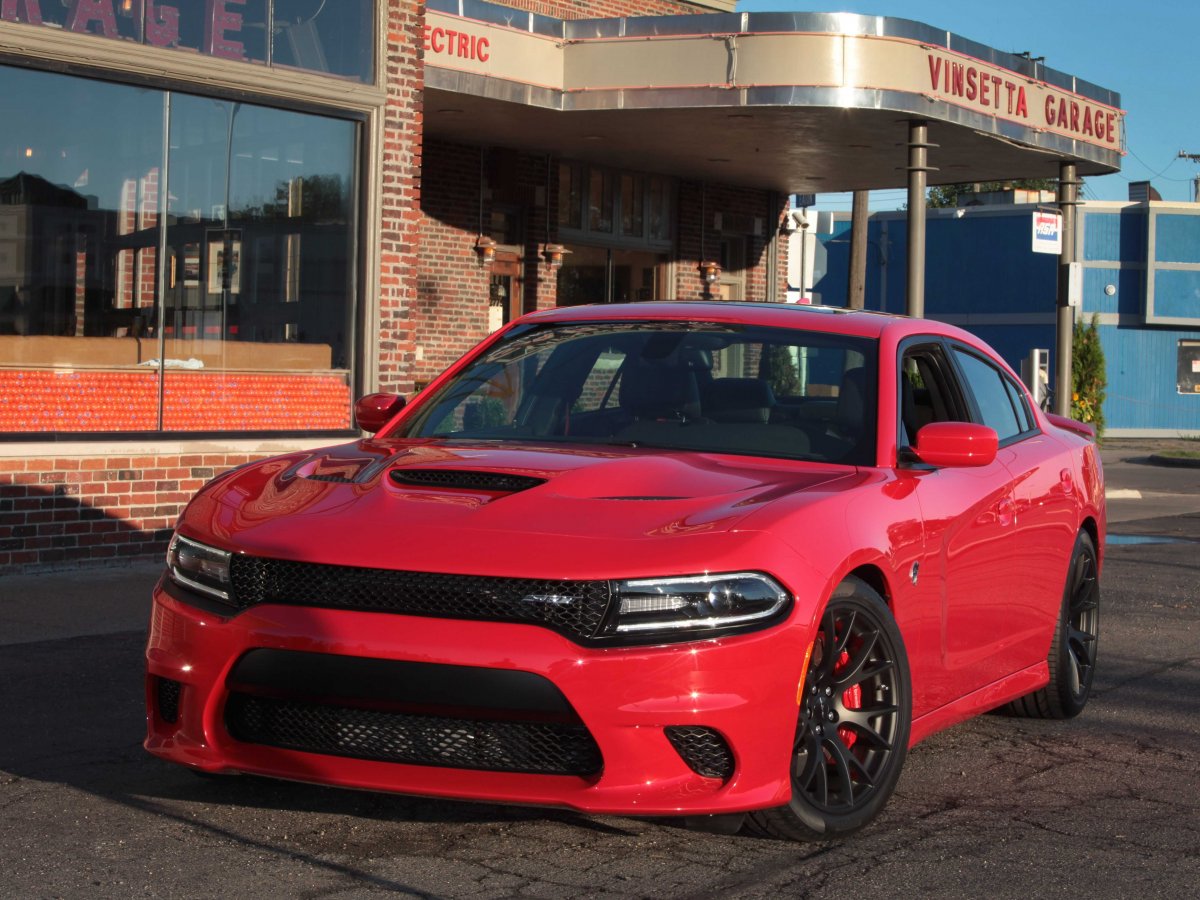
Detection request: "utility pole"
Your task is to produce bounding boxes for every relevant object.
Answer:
[1180,151,1200,202]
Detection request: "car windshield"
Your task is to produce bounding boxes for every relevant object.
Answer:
[399,321,878,465]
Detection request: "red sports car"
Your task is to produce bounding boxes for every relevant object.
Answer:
[145,302,1103,840]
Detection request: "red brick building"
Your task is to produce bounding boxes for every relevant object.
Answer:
[0,0,792,572]
[0,1,1123,572]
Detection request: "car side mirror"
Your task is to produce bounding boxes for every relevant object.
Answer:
[354,393,406,434]
[912,421,998,468]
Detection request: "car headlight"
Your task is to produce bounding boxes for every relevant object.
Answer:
[166,534,232,603]
[605,572,790,639]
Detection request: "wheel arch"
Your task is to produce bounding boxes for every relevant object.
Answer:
[1079,516,1102,565]
[845,563,893,612]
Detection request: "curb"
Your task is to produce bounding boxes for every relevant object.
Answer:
[1148,454,1200,469]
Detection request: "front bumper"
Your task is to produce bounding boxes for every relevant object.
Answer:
[144,576,810,816]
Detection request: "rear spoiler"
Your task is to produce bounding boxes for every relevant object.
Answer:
[1045,411,1096,442]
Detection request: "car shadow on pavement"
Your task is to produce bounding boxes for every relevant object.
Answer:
[0,627,646,893]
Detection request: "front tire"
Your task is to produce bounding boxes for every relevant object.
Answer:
[1007,530,1099,719]
[748,577,911,841]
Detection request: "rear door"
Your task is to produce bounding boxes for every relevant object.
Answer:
[948,343,1075,675]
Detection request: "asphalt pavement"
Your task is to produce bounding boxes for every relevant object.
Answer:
[1,439,1198,898]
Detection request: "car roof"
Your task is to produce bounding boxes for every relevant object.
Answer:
[518,301,975,344]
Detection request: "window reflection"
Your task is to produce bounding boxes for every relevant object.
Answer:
[0,1,373,82]
[0,64,358,434]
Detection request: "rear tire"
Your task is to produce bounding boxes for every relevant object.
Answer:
[1006,530,1099,719]
[747,577,911,841]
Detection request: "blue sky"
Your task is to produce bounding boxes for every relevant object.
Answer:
[737,0,1198,209]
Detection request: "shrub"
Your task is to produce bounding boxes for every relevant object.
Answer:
[1071,313,1106,439]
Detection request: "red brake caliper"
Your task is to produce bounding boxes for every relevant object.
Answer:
[836,649,862,750]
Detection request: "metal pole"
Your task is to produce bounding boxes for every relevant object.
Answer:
[766,191,780,303]
[848,189,868,309]
[906,122,936,318]
[1055,162,1079,418]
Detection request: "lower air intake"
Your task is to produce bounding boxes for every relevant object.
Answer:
[664,726,734,780]
[224,694,603,777]
[157,677,182,724]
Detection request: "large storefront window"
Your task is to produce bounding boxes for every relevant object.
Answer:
[557,246,670,306]
[560,162,673,248]
[557,162,674,305]
[0,1,375,83]
[0,64,359,434]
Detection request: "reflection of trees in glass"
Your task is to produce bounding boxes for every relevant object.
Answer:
[232,174,346,222]
[763,344,801,398]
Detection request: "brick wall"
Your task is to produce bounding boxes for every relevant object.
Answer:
[0,451,272,571]
[675,181,789,302]
[0,0,783,574]
[377,0,426,395]
[412,140,491,386]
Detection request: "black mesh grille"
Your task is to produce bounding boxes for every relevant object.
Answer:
[157,677,182,724]
[390,469,546,492]
[304,473,356,483]
[225,694,603,777]
[227,557,611,643]
[664,726,734,780]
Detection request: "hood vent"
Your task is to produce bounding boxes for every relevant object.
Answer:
[305,473,357,483]
[390,469,546,493]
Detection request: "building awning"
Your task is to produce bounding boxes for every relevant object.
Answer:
[423,1,1124,192]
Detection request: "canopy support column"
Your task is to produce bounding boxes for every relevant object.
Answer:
[1055,162,1080,417]
[906,122,937,318]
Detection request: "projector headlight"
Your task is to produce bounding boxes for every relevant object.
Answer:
[606,572,790,640]
[166,534,232,603]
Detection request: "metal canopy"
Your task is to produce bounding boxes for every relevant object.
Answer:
[423,2,1124,193]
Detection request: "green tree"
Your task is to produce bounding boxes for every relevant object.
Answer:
[1071,313,1106,438]
[928,178,1059,209]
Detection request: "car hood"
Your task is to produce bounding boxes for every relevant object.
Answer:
[185,440,860,578]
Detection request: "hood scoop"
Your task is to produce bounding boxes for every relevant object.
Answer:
[305,472,357,483]
[389,469,547,493]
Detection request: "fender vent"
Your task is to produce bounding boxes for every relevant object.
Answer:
[305,473,356,483]
[390,469,545,493]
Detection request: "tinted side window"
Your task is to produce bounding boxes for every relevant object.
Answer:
[899,343,967,447]
[952,349,1022,441]
[1003,376,1035,433]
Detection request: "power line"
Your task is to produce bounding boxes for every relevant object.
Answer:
[1178,151,1200,201]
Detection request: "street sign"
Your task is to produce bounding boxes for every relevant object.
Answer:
[795,194,816,209]
[1032,209,1063,254]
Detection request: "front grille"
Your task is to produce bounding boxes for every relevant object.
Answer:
[665,726,734,780]
[227,557,612,643]
[225,694,603,777]
[157,677,182,724]
[389,469,546,493]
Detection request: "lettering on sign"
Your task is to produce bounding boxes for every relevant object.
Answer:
[927,55,1029,118]
[927,52,1118,146]
[1,0,250,61]
[423,24,490,62]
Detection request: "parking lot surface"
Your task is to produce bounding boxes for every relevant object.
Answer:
[2,442,1198,898]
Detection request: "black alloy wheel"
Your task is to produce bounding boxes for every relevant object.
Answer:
[1007,530,1100,719]
[748,577,911,841]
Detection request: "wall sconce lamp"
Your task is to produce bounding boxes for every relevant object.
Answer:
[699,260,722,285]
[541,243,570,267]
[474,235,497,264]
